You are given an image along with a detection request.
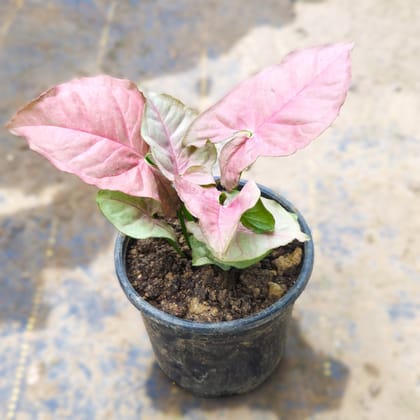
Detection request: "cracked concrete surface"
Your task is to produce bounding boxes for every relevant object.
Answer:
[1,0,419,419]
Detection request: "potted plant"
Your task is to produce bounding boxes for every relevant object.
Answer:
[6,43,352,397]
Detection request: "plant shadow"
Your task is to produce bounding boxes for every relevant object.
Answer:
[145,317,350,419]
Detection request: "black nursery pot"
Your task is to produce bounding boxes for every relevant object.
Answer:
[115,184,314,397]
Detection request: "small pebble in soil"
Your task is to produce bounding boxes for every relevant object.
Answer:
[273,247,303,273]
[268,282,287,299]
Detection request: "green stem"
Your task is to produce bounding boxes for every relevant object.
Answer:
[166,238,185,258]
[177,206,192,250]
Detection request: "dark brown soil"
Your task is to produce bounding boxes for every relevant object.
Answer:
[126,220,304,322]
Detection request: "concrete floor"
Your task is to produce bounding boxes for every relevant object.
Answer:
[1,0,419,419]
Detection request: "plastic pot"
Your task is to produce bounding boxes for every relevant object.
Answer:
[114,184,314,397]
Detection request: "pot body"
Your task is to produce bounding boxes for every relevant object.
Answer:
[115,184,314,397]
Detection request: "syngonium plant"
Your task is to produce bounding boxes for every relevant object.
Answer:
[7,43,352,270]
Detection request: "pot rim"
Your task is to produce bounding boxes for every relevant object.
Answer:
[115,183,314,334]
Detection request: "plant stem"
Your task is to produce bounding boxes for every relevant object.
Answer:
[177,206,192,250]
[166,238,185,258]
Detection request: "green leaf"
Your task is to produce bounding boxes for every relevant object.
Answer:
[144,153,156,167]
[189,236,232,270]
[189,235,269,270]
[219,192,227,205]
[96,190,178,244]
[187,197,308,268]
[240,198,275,234]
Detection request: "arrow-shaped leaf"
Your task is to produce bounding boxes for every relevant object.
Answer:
[142,92,216,184]
[188,197,308,268]
[7,76,162,200]
[185,43,353,190]
[96,190,178,244]
[174,178,261,257]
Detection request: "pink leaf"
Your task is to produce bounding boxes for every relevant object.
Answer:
[185,43,353,190]
[6,75,161,200]
[142,92,216,184]
[174,178,260,256]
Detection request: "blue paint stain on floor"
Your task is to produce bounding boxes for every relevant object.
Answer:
[329,359,348,381]
[317,221,365,258]
[48,277,119,328]
[389,255,419,282]
[388,301,420,321]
